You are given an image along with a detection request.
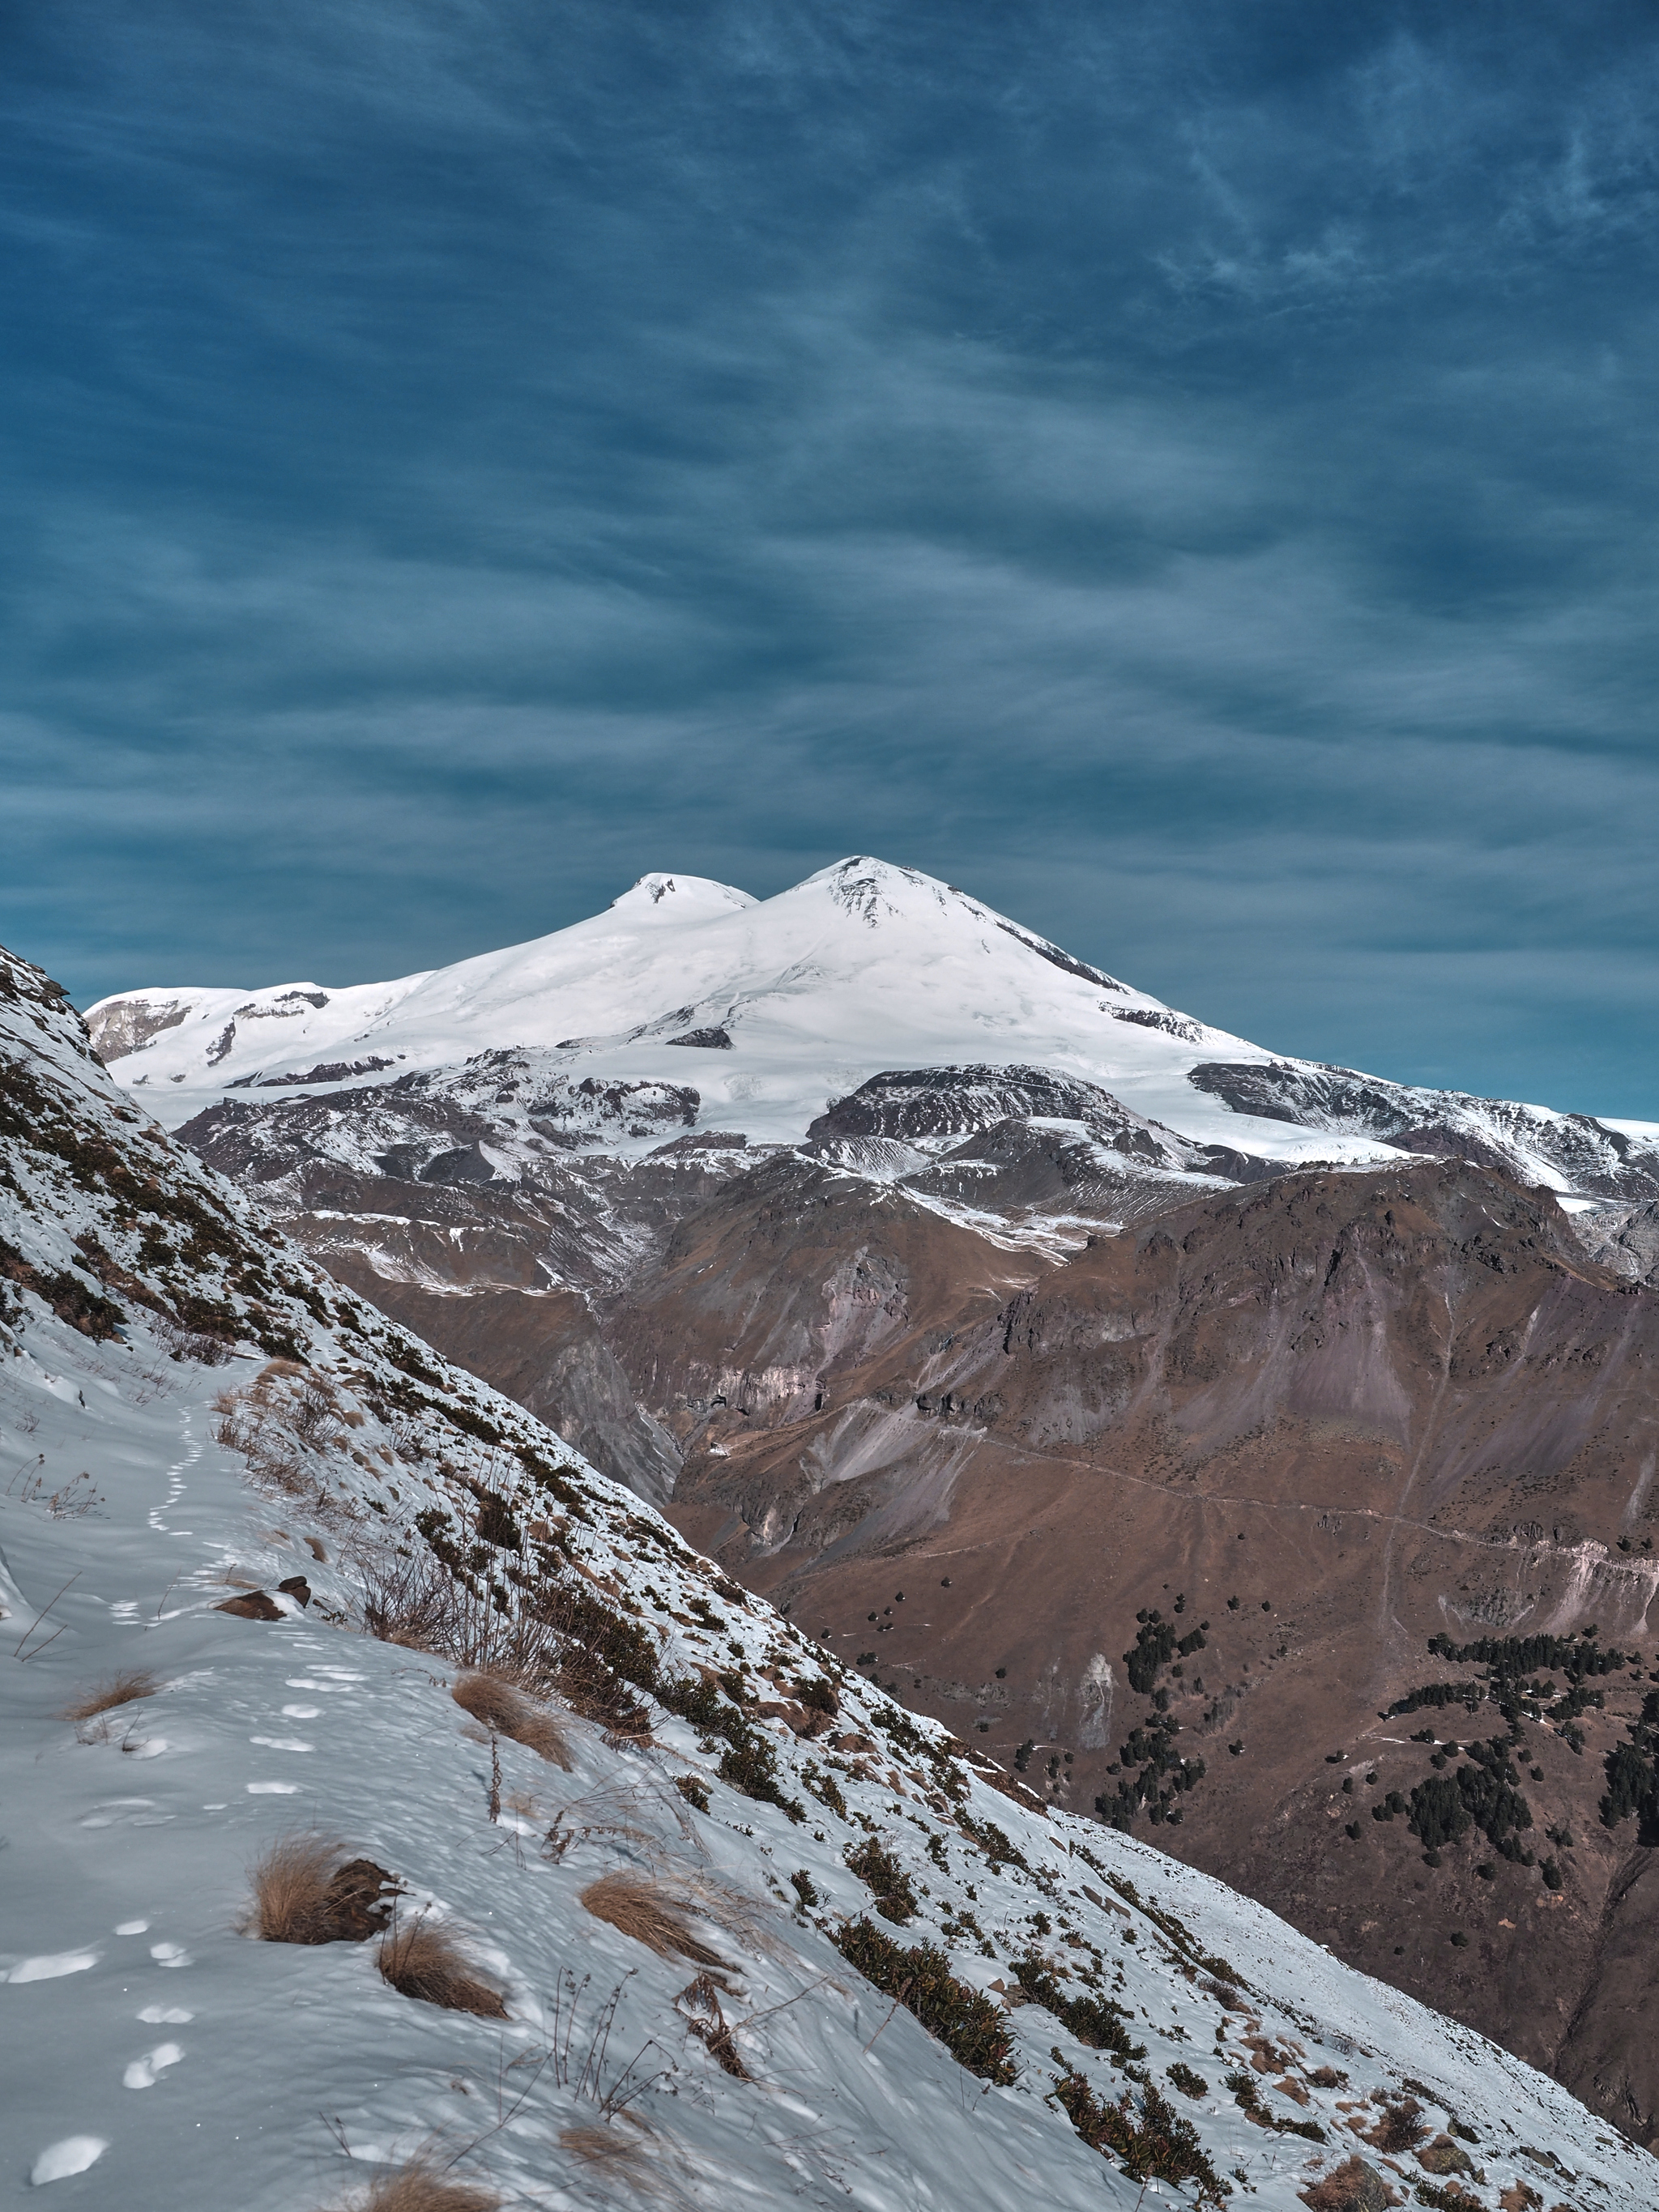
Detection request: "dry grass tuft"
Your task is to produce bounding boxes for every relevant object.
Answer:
[251,1835,339,1941]
[558,2124,685,2206]
[249,1836,399,1944]
[559,2126,654,2178]
[676,1971,749,2078]
[60,1666,158,1725]
[580,1873,729,1970]
[348,2154,499,2211]
[377,1916,508,2018]
[452,1671,572,1767]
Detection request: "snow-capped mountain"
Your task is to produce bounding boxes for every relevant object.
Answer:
[8,938,1648,2210]
[87,857,1659,1208]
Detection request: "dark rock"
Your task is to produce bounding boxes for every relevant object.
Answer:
[418,1144,499,1187]
[316,1858,401,1941]
[665,1027,734,1050]
[215,1589,284,1620]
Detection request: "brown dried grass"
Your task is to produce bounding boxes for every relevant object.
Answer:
[377,1916,507,2018]
[579,1873,729,1970]
[452,1671,572,1767]
[559,2124,651,2175]
[250,1835,339,1941]
[248,1835,399,1944]
[60,1666,158,1724]
[676,1971,749,2078]
[348,2154,499,2211]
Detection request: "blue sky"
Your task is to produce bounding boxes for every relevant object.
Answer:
[5,2,1659,1111]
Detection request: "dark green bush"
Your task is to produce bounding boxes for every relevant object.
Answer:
[1125,1618,1177,1693]
[789,1868,819,1908]
[717,1728,806,1822]
[1052,2061,1230,2205]
[834,1919,1016,2083]
[799,1759,848,1818]
[846,1836,919,1923]
[1226,2070,1325,2142]
[1012,1953,1144,2063]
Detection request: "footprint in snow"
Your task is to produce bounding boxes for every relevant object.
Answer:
[149,1942,190,1968]
[249,1735,313,1751]
[282,1704,321,1719]
[115,1920,149,1935]
[30,2137,108,2185]
[80,1798,160,1828]
[246,1780,300,1795]
[4,1951,100,1984]
[123,2041,183,2089]
[138,2005,192,2024]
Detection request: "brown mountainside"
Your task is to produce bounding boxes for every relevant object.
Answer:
[177,1078,1659,2144]
[658,1159,1659,2143]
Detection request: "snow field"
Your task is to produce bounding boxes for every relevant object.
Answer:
[4,1295,1653,2210]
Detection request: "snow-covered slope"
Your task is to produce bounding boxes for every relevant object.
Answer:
[86,858,1659,1206]
[8,948,1654,2207]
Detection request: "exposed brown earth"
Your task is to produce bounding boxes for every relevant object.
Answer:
[639,1158,1659,2146]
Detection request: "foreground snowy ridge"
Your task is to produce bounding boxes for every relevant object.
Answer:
[3,939,1651,2208]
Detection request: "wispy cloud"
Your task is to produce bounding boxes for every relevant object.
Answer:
[3,1,1658,1112]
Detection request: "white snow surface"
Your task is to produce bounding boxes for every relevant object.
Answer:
[85,859,1395,1168]
[8,919,1657,2206]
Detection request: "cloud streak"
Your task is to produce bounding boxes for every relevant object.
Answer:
[3,1,1658,1113]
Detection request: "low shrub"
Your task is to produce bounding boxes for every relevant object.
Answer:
[1051,2060,1230,2206]
[834,1917,1016,2083]
[1299,2154,1392,2210]
[1363,2097,1428,2154]
[715,1726,806,1821]
[1167,2061,1209,2099]
[674,1774,710,1813]
[845,1836,919,1924]
[795,1673,838,1714]
[1227,2070,1326,2142]
[800,1760,848,1818]
[1012,1953,1145,2063]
